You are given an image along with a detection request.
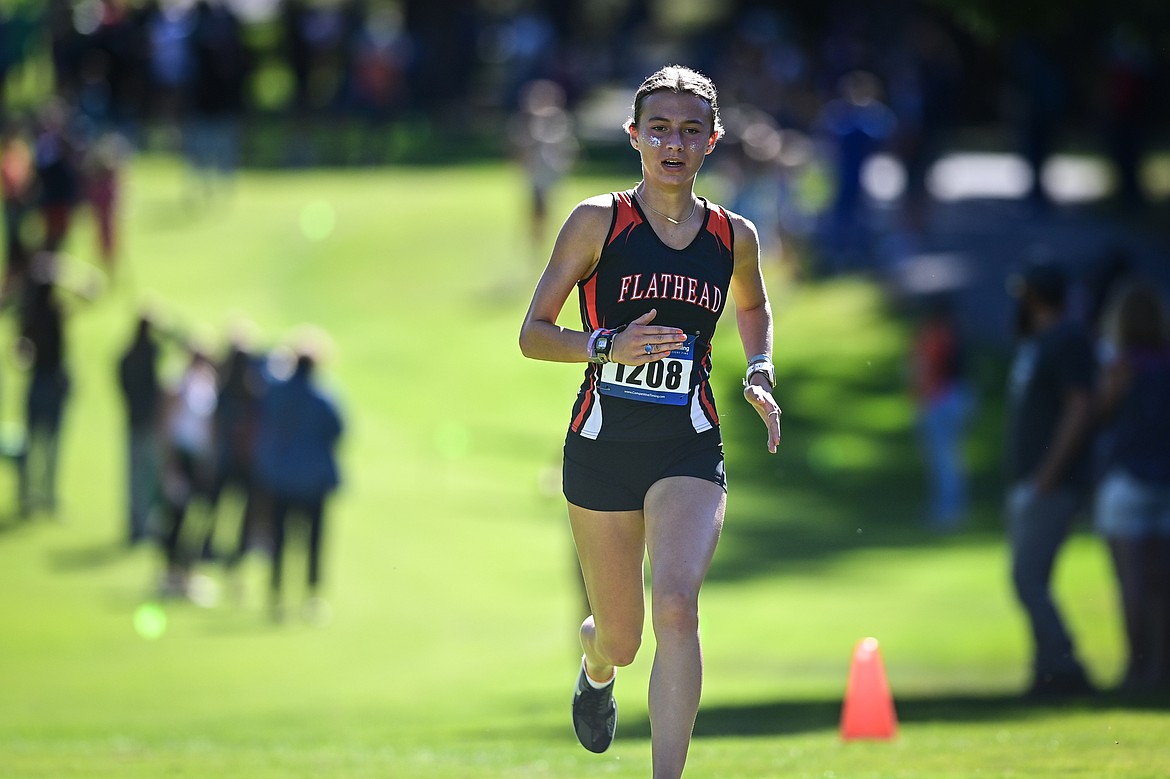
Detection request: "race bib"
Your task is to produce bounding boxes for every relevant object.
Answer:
[599,334,695,406]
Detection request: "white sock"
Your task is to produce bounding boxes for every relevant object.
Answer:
[582,656,615,689]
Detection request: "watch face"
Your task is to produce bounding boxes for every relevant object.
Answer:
[597,336,610,351]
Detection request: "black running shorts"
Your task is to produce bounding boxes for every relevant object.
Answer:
[562,428,727,512]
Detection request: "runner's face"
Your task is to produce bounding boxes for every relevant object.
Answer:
[628,92,717,186]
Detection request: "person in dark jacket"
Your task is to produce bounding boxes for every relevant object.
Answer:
[213,334,269,579]
[118,314,162,544]
[1005,259,1098,698]
[254,333,343,622]
[18,277,70,516]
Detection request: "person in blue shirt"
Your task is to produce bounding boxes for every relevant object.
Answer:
[254,334,344,623]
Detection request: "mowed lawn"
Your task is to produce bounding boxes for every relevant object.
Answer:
[0,157,1165,778]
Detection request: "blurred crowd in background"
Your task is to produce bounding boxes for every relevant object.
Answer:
[4,248,346,624]
[0,0,1168,689]
[116,317,345,623]
[1,0,1168,271]
[0,0,1166,190]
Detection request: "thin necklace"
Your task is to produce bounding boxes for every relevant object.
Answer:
[634,188,697,225]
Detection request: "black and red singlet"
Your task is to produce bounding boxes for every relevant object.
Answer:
[568,190,735,441]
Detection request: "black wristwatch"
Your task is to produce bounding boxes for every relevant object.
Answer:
[590,329,617,364]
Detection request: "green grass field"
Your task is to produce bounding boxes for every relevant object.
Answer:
[0,158,1166,778]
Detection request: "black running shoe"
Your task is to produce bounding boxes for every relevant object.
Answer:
[572,664,617,753]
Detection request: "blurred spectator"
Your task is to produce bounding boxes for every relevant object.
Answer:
[280,0,350,165]
[1,117,35,298]
[1097,25,1154,211]
[1004,259,1098,698]
[280,0,313,116]
[145,0,196,133]
[32,99,82,253]
[160,348,219,598]
[76,47,115,136]
[346,3,412,163]
[121,1,157,137]
[185,0,249,198]
[255,331,344,623]
[282,0,355,113]
[83,131,128,272]
[815,70,894,273]
[507,78,578,261]
[16,271,72,517]
[213,333,269,580]
[70,0,141,136]
[494,10,559,112]
[911,297,972,531]
[47,0,83,101]
[118,313,163,545]
[886,11,962,235]
[1093,280,1170,693]
[1004,34,1065,213]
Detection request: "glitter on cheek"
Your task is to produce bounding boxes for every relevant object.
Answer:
[646,136,662,148]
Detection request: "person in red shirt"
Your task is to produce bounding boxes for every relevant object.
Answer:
[1,119,36,295]
[911,298,972,530]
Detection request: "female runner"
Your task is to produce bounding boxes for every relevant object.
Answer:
[519,65,781,778]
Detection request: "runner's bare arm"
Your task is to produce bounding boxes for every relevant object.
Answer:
[519,196,611,363]
[519,197,686,364]
[729,214,773,375]
[728,213,781,453]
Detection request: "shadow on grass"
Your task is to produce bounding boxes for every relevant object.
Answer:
[493,689,1169,747]
[617,691,1170,740]
[0,513,34,535]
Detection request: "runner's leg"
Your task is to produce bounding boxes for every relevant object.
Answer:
[567,503,646,682]
[643,476,725,779]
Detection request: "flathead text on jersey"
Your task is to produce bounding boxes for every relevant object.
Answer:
[617,273,724,314]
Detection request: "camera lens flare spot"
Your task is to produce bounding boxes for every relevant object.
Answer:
[133,602,167,641]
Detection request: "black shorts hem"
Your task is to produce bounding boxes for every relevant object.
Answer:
[562,428,726,512]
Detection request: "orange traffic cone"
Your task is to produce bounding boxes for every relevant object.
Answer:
[840,637,898,740]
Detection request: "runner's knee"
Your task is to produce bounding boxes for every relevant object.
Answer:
[652,590,700,640]
[595,631,641,667]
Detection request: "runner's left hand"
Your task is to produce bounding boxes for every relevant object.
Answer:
[743,382,781,454]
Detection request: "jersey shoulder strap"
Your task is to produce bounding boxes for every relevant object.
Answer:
[703,200,734,254]
[605,190,643,247]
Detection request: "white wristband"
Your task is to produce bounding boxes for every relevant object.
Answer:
[586,329,603,360]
